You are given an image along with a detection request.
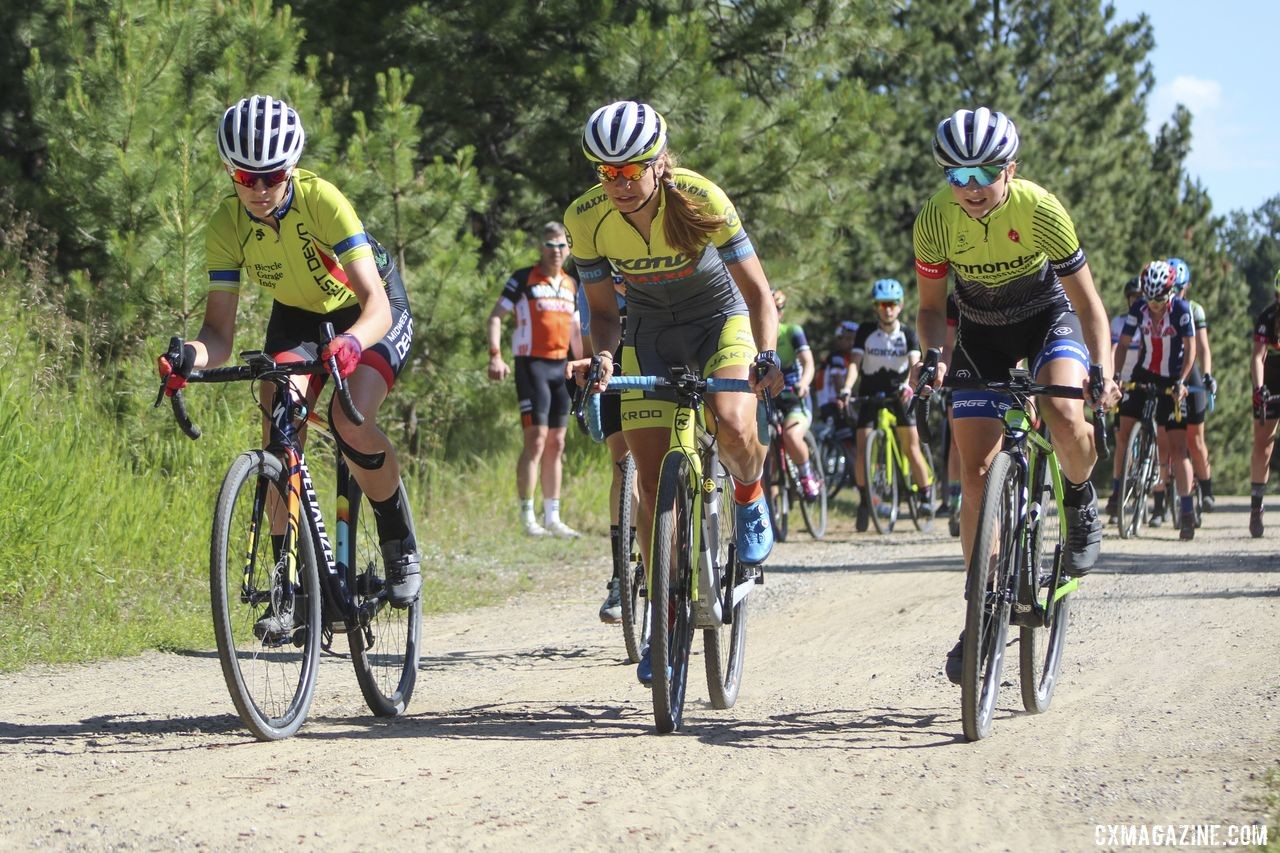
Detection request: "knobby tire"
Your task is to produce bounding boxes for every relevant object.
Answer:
[347,479,421,717]
[650,452,696,733]
[961,451,1017,741]
[210,451,322,741]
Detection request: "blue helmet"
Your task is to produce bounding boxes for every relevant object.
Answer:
[872,278,904,302]
[1167,257,1190,289]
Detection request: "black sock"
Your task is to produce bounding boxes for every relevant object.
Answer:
[1252,483,1266,510]
[371,489,414,546]
[609,524,620,560]
[1200,478,1213,498]
[1062,478,1094,508]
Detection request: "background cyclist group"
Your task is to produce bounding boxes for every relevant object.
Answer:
[163,94,1276,691]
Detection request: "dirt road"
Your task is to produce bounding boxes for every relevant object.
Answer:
[2,497,1277,850]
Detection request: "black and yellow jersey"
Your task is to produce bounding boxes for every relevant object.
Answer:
[913,178,1087,325]
[564,168,752,322]
[205,168,372,315]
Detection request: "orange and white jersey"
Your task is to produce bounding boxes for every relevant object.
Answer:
[499,266,579,359]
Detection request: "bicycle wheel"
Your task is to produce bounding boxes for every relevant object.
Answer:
[704,455,748,710]
[821,434,850,500]
[210,451,322,741]
[907,442,936,533]
[650,451,697,733]
[1020,465,1070,714]
[961,451,1017,742]
[798,432,828,540]
[1117,427,1149,539]
[347,479,421,717]
[866,429,898,534]
[1170,480,1182,529]
[616,453,649,665]
[764,444,790,543]
[1193,481,1203,528]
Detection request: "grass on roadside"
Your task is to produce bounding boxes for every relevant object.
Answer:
[0,335,615,672]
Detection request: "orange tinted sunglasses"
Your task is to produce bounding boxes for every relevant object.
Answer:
[595,160,654,183]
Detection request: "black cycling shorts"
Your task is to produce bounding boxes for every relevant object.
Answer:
[949,306,1088,420]
[514,356,571,429]
[1118,368,1186,430]
[855,376,917,428]
[264,247,413,391]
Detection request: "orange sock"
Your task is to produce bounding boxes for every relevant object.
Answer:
[733,475,763,505]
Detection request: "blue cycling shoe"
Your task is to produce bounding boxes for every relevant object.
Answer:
[734,495,774,565]
[637,644,653,685]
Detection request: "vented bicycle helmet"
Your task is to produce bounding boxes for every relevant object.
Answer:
[872,279,904,302]
[933,107,1020,168]
[1140,260,1175,301]
[217,95,305,172]
[1167,257,1191,289]
[581,101,667,164]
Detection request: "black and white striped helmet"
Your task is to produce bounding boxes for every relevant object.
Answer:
[933,107,1020,168]
[581,101,667,164]
[217,95,306,172]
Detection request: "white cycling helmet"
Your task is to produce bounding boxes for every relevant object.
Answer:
[933,107,1020,168]
[581,101,667,164]
[1140,260,1175,301]
[217,95,306,172]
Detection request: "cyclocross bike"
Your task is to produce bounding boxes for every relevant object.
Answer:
[156,326,420,741]
[587,365,763,733]
[761,398,828,541]
[1116,381,1185,539]
[919,350,1109,741]
[859,391,935,535]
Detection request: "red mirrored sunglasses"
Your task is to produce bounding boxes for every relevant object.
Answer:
[594,160,654,183]
[229,167,292,188]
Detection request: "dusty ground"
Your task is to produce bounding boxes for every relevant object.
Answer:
[1,497,1277,851]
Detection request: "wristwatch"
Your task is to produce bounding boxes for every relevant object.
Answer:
[754,349,781,371]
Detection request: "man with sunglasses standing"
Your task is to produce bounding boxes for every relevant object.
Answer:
[487,222,585,537]
[157,95,421,611]
[913,107,1119,683]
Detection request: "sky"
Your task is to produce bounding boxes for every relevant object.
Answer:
[1107,0,1279,216]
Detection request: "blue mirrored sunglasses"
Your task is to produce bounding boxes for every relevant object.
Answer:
[944,164,1006,188]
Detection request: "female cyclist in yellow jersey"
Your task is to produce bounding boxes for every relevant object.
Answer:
[913,107,1120,682]
[156,95,420,609]
[565,101,783,684]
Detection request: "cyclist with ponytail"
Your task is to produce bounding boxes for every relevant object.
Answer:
[565,100,783,685]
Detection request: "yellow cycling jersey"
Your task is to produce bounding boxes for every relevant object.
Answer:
[205,168,371,314]
[913,177,1086,325]
[564,168,753,322]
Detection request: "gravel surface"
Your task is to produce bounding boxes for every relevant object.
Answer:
[1,497,1276,851]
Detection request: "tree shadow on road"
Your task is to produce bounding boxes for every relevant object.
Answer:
[300,701,653,742]
[684,706,969,750]
[0,712,245,752]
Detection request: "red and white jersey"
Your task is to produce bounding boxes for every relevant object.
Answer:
[499,266,579,359]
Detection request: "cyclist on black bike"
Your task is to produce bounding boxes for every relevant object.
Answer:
[1111,260,1197,539]
[840,278,932,532]
[1169,258,1217,513]
[156,95,420,615]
